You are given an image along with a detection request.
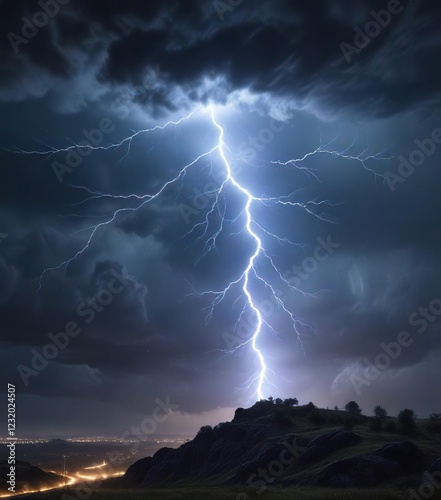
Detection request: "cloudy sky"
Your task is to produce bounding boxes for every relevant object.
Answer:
[1,0,441,437]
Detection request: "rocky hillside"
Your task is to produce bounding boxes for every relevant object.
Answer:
[121,400,441,492]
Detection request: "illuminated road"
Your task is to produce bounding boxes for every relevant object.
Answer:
[0,461,124,497]
[0,475,76,498]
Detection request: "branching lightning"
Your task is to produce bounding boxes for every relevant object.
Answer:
[10,104,392,400]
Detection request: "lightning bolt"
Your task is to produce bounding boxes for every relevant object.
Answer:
[208,108,268,399]
[196,107,320,398]
[189,106,391,400]
[9,104,392,400]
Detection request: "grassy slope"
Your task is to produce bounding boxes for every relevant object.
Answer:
[284,417,441,486]
[198,410,441,488]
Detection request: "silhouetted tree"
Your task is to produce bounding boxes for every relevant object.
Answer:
[398,409,416,434]
[345,401,362,416]
[334,406,339,411]
[283,398,299,407]
[374,405,388,420]
[253,399,274,415]
[428,413,441,432]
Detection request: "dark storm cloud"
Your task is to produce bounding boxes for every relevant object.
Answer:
[0,257,148,345]
[1,0,441,118]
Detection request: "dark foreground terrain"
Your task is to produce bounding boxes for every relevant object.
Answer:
[16,486,441,500]
[14,401,441,499]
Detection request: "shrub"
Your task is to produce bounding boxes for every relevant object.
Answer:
[283,398,299,407]
[398,409,416,435]
[234,408,245,420]
[427,413,441,433]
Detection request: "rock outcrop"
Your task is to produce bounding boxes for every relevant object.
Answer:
[317,441,424,488]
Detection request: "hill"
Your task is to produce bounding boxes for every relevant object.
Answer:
[117,400,441,495]
[17,400,441,499]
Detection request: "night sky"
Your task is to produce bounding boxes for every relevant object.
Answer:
[1,0,441,438]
